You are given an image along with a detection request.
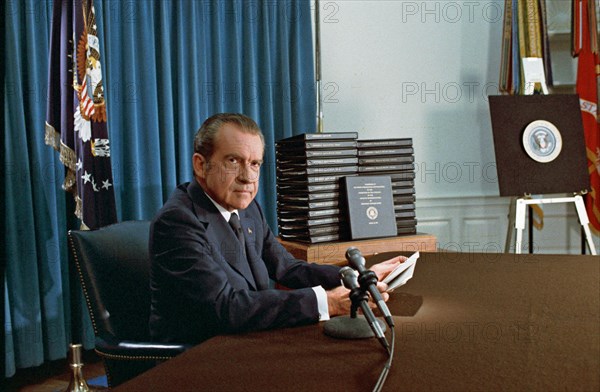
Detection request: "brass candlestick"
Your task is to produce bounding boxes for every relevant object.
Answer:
[64,344,105,392]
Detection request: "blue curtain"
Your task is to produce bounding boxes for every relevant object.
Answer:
[3,0,79,377]
[99,0,316,224]
[3,0,315,378]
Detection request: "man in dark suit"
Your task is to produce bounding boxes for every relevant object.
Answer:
[149,113,402,344]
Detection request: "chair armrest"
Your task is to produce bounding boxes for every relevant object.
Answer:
[95,334,191,360]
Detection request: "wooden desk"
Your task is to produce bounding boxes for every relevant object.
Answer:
[115,252,600,391]
[278,233,437,265]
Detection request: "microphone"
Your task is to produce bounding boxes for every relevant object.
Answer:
[345,247,395,328]
[339,266,359,288]
[340,267,390,352]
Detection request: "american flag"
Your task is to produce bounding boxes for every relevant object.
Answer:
[573,0,600,233]
[45,0,116,230]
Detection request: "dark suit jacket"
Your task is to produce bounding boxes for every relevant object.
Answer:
[149,180,341,344]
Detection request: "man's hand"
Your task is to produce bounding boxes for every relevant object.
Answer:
[327,255,406,319]
[370,255,407,281]
[326,286,351,317]
[326,281,392,318]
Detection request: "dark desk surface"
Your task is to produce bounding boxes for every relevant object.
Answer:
[116,252,600,391]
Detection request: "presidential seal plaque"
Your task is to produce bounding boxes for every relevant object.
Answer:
[342,175,397,240]
[522,120,563,163]
[488,94,589,196]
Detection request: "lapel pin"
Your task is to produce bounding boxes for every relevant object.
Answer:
[248,228,252,234]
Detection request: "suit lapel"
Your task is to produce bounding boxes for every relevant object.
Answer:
[187,181,257,290]
[239,209,270,290]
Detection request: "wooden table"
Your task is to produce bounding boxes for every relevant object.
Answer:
[278,233,437,265]
[115,251,599,391]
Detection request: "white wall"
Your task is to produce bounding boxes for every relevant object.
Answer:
[315,0,599,253]
[319,0,503,197]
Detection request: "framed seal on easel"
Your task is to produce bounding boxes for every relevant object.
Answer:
[488,94,596,255]
[488,94,589,196]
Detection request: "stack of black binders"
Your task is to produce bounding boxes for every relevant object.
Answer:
[356,138,417,235]
[276,132,358,243]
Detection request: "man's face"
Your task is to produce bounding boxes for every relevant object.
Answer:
[193,123,264,211]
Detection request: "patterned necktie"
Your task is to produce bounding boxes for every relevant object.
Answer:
[230,212,263,288]
[230,213,268,290]
[229,212,246,254]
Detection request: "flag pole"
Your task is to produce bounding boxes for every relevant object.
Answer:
[62,189,95,392]
[315,0,324,133]
[65,343,104,392]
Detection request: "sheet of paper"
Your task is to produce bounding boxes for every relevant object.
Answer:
[383,251,419,291]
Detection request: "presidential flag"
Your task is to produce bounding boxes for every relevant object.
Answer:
[573,0,600,233]
[45,0,116,230]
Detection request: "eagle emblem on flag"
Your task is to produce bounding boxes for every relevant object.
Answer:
[75,27,106,122]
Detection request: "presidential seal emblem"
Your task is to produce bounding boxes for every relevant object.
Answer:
[522,120,562,163]
[366,206,379,220]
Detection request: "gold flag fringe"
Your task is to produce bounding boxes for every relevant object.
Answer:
[44,121,85,226]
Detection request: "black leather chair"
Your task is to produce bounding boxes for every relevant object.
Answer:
[68,220,190,388]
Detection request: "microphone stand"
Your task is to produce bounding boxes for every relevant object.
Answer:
[323,285,388,351]
[349,285,390,354]
[348,283,369,319]
[323,263,394,391]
